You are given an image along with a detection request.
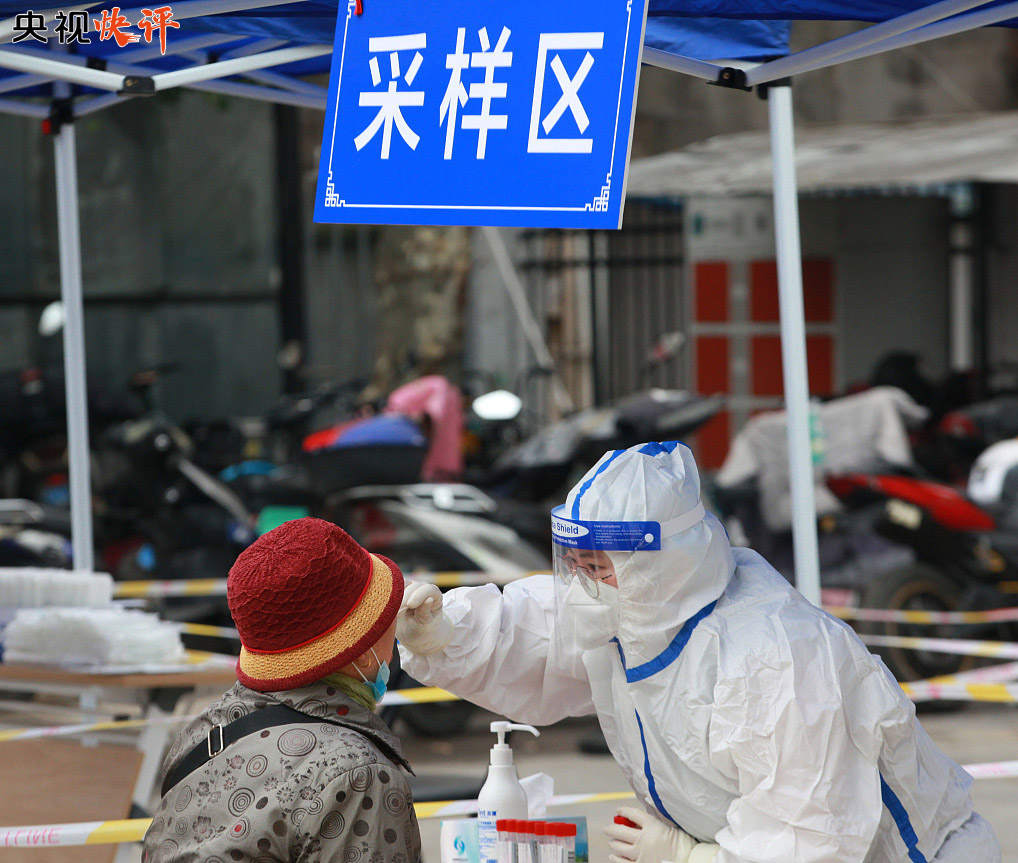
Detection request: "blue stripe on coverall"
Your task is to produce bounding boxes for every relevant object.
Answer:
[880,775,928,863]
[614,598,716,836]
[634,710,689,833]
[571,449,626,518]
[637,441,681,456]
[620,600,718,683]
[571,441,681,519]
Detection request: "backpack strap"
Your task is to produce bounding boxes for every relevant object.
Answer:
[161,703,313,797]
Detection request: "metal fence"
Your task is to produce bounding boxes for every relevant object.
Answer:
[519,199,686,409]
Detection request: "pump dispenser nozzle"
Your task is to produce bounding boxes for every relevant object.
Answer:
[490,722,540,744]
[489,722,539,765]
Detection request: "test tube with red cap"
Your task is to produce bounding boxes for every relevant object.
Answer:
[533,822,549,862]
[516,821,532,863]
[558,822,577,863]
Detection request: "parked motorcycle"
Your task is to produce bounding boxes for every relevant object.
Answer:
[0,499,72,568]
[826,471,1018,683]
[0,363,146,503]
[485,389,724,506]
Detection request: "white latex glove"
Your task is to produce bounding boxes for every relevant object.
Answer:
[395,581,453,655]
[604,806,697,863]
[687,843,720,863]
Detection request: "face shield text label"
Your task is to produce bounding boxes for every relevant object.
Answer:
[552,512,660,551]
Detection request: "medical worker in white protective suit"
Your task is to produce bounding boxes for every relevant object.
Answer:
[397,442,1001,863]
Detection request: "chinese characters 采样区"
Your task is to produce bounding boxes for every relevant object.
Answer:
[356,28,604,160]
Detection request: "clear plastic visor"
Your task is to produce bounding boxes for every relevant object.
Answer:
[551,505,662,599]
[553,543,619,598]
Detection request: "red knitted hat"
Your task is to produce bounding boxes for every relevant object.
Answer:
[227,517,404,692]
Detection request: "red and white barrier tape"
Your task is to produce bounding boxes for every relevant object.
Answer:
[861,634,1018,660]
[827,605,1018,625]
[900,681,1018,704]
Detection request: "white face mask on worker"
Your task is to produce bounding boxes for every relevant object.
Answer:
[562,576,620,650]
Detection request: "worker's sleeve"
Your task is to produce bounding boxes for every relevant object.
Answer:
[305,762,422,863]
[707,619,892,863]
[398,575,596,725]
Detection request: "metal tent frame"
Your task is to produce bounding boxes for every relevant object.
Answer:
[0,0,1013,603]
[0,0,334,572]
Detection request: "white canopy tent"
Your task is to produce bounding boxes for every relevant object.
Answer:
[2,0,1017,604]
[629,110,1018,196]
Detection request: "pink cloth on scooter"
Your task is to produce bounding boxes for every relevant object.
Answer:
[385,376,464,480]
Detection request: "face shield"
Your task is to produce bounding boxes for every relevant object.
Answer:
[552,506,652,598]
[552,503,706,594]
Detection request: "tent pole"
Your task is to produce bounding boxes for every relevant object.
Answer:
[53,117,95,574]
[766,82,820,607]
[949,186,975,372]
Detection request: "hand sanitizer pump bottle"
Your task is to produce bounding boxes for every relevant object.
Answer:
[478,721,539,863]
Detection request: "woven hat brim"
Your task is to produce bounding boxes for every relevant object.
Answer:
[236,552,403,692]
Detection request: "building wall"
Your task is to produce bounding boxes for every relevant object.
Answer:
[0,94,282,422]
[800,196,951,387]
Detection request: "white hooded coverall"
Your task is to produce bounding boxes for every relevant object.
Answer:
[400,442,1000,863]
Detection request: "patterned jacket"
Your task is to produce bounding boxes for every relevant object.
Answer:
[142,680,422,863]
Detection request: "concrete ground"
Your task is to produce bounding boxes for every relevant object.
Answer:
[401,703,1018,862]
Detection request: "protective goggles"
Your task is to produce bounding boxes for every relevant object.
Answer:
[551,502,705,598]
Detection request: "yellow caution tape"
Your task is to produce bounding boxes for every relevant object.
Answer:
[0,687,462,743]
[826,604,1018,625]
[113,578,229,598]
[180,650,238,668]
[861,634,1018,660]
[84,820,150,845]
[0,718,152,743]
[178,622,240,639]
[113,571,541,599]
[0,790,640,846]
[900,681,1018,703]
[919,660,1018,687]
[380,687,459,706]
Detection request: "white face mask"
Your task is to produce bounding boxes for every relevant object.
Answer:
[562,576,620,650]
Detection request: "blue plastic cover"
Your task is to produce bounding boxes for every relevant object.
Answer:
[645,15,789,60]
[183,5,790,61]
[316,415,427,450]
[646,0,1016,22]
[3,2,1015,102]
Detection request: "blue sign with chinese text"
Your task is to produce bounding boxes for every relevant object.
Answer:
[314,0,649,229]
